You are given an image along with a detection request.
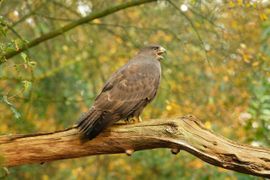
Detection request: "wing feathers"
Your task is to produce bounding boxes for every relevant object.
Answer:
[77,60,161,139]
[77,109,103,139]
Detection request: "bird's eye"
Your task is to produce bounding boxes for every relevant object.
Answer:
[153,47,159,50]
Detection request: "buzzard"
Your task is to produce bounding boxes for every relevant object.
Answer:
[77,45,166,139]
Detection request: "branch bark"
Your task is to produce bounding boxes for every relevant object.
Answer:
[0,0,156,63]
[0,115,269,178]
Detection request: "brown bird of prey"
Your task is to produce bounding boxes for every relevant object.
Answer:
[77,45,166,139]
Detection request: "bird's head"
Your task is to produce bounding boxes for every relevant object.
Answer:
[139,45,166,60]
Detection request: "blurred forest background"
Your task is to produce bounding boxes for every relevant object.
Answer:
[0,0,269,179]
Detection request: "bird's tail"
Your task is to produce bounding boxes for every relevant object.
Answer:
[77,109,111,140]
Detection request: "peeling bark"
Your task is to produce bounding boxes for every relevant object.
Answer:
[0,115,269,178]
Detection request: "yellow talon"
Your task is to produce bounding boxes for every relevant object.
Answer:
[132,116,142,123]
[125,116,142,124]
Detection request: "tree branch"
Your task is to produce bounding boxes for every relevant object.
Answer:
[0,0,156,63]
[0,115,269,178]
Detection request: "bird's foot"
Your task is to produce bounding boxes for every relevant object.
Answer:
[125,116,142,124]
[135,116,142,123]
[124,117,134,124]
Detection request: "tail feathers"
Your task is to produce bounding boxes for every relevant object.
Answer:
[77,110,111,140]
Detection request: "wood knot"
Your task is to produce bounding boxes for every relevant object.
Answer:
[171,148,181,155]
[125,149,134,156]
[164,122,178,135]
[165,127,175,134]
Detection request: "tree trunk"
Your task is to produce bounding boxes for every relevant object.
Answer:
[0,115,269,178]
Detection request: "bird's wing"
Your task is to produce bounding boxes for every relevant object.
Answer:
[93,62,160,116]
[77,61,160,139]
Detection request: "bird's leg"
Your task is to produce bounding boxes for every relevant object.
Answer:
[125,116,134,124]
[133,116,142,123]
[125,116,142,124]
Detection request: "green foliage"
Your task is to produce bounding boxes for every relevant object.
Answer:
[245,78,270,146]
[261,21,270,56]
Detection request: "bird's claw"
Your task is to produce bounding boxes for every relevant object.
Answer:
[125,116,142,124]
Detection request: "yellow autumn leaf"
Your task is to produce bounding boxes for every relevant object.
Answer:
[223,76,229,82]
[92,19,101,24]
[252,61,259,67]
[164,34,173,42]
[205,121,212,129]
[242,53,250,63]
[188,159,204,169]
[259,13,268,21]
[229,1,235,8]
[42,175,49,180]
[62,45,68,52]
[237,0,243,6]
[166,104,172,111]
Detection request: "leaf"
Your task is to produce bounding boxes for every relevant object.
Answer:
[20,52,28,63]
[248,108,256,116]
[250,101,259,109]
[28,61,37,68]
[259,13,268,21]
[262,26,270,39]
[22,80,32,92]
[0,26,7,37]
[261,109,270,116]
[1,95,21,119]
[261,95,270,102]
[10,106,21,119]
[261,103,270,109]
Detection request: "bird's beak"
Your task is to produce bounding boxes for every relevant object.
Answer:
[159,47,166,54]
[157,47,166,59]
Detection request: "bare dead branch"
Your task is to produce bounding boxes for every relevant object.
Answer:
[0,115,269,178]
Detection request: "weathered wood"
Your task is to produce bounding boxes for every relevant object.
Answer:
[0,115,269,177]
